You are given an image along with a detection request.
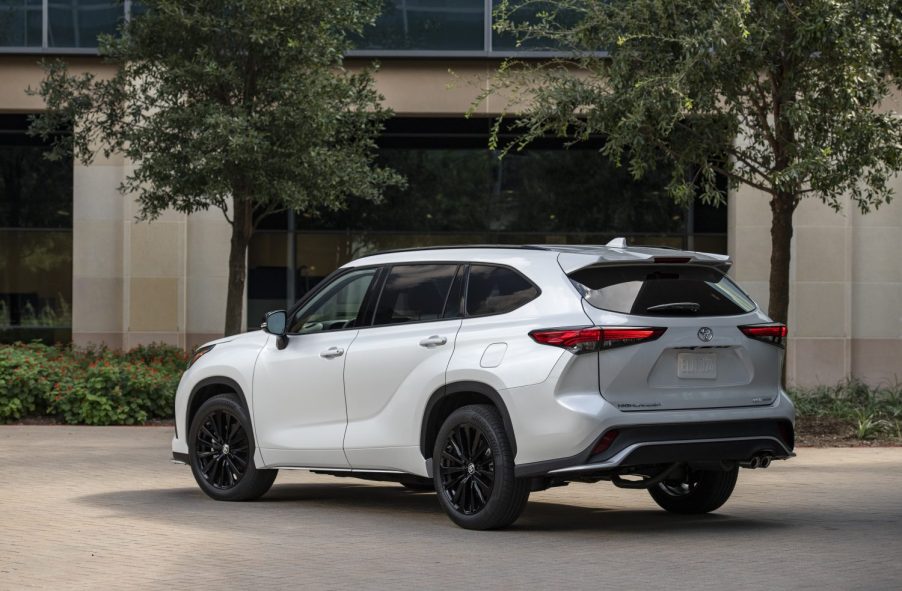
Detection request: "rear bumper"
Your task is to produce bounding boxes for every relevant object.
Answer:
[515,418,795,478]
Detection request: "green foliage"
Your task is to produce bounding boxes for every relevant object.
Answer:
[28,0,405,334]
[0,342,185,425]
[485,0,902,328]
[487,0,902,210]
[788,380,902,441]
[29,0,402,221]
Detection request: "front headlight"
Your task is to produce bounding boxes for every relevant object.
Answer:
[187,344,215,369]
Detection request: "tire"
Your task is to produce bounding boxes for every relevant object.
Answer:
[648,466,739,514]
[433,404,530,530]
[399,477,435,492]
[188,394,277,501]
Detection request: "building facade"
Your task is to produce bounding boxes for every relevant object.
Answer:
[0,1,899,386]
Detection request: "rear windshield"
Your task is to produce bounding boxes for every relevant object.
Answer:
[569,265,756,316]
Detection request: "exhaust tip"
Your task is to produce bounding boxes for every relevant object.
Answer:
[740,456,760,469]
[759,456,772,469]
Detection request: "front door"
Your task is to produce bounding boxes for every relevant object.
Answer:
[252,267,378,468]
[343,263,462,473]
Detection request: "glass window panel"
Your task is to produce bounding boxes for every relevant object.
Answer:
[301,147,684,236]
[289,268,376,334]
[571,265,756,316]
[0,115,73,344]
[249,118,728,325]
[356,0,485,51]
[0,0,42,47]
[48,0,123,48]
[466,264,538,316]
[491,0,579,52]
[372,264,457,326]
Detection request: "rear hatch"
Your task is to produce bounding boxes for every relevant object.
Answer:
[569,263,784,411]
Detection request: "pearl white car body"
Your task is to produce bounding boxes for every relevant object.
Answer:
[172,243,795,528]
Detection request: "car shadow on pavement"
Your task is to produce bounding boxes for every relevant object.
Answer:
[77,481,789,534]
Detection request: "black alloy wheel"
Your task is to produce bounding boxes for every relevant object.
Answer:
[188,394,277,501]
[433,405,530,530]
[195,409,250,490]
[439,423,495,514]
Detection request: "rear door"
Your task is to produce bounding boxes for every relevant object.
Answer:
[569,264,784,411]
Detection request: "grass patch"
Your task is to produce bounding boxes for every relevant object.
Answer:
[787,380,902,444]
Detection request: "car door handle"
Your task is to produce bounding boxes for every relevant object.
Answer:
[419,335,448,348]
[320,346,345,359]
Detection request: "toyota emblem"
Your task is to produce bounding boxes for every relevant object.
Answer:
[697,327,714,342]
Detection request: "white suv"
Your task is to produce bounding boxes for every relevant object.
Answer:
[172,242,795,529]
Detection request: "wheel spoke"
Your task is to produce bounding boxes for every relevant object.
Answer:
[469,428,482,458]
[472,472,492,491]
[441,450,465,465]
[449,429,465,460]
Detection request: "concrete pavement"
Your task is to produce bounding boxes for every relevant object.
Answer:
[1,426,900,590]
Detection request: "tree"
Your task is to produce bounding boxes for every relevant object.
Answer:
[28,0,402,336]
[485,0,902,325]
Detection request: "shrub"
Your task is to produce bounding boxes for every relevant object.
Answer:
[0,342,184,425]
[788,380,902,441]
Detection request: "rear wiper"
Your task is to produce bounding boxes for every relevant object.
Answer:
[646,302,701,313]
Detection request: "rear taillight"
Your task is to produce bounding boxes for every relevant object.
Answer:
[738,323,787,348]
[529,326,666,353]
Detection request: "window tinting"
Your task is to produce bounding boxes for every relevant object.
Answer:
[289,268,376,334]
[0,114,73,344]
[355,0,485,51]
[570,265,756,316]
[466,265,538,316]
[0,0,42,47]
[48,0,122,48]
[373,264,457,326]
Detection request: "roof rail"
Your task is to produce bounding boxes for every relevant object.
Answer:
[363,244,547,257]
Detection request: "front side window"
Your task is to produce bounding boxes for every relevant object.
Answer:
[372,264,458,326]
[289,268,376,334]
[466,265,539,316]
[570,265,756,316]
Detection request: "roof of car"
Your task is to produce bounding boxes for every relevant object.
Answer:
[347,241,732,272]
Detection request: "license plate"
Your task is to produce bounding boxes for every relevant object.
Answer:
[677,353,717,379]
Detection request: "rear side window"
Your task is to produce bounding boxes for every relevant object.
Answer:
[570,265,756,316]
[373,264,458,325]
[466,265,539,316]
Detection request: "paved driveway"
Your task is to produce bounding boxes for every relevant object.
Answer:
[1,426,900,590]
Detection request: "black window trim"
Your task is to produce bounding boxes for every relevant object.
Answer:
[462,262,542,319]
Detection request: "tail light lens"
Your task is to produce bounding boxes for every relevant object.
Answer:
[739,323,787,348]
[529,326,666,353]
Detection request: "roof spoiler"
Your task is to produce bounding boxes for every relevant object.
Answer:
[559,238,732,274]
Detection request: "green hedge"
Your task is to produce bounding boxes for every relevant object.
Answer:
[0,342,186,425]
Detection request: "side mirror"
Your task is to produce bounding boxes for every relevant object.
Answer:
[263,310,289,350]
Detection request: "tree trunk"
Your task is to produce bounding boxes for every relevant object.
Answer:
[224,198,253,336]
[767,192,796,325]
